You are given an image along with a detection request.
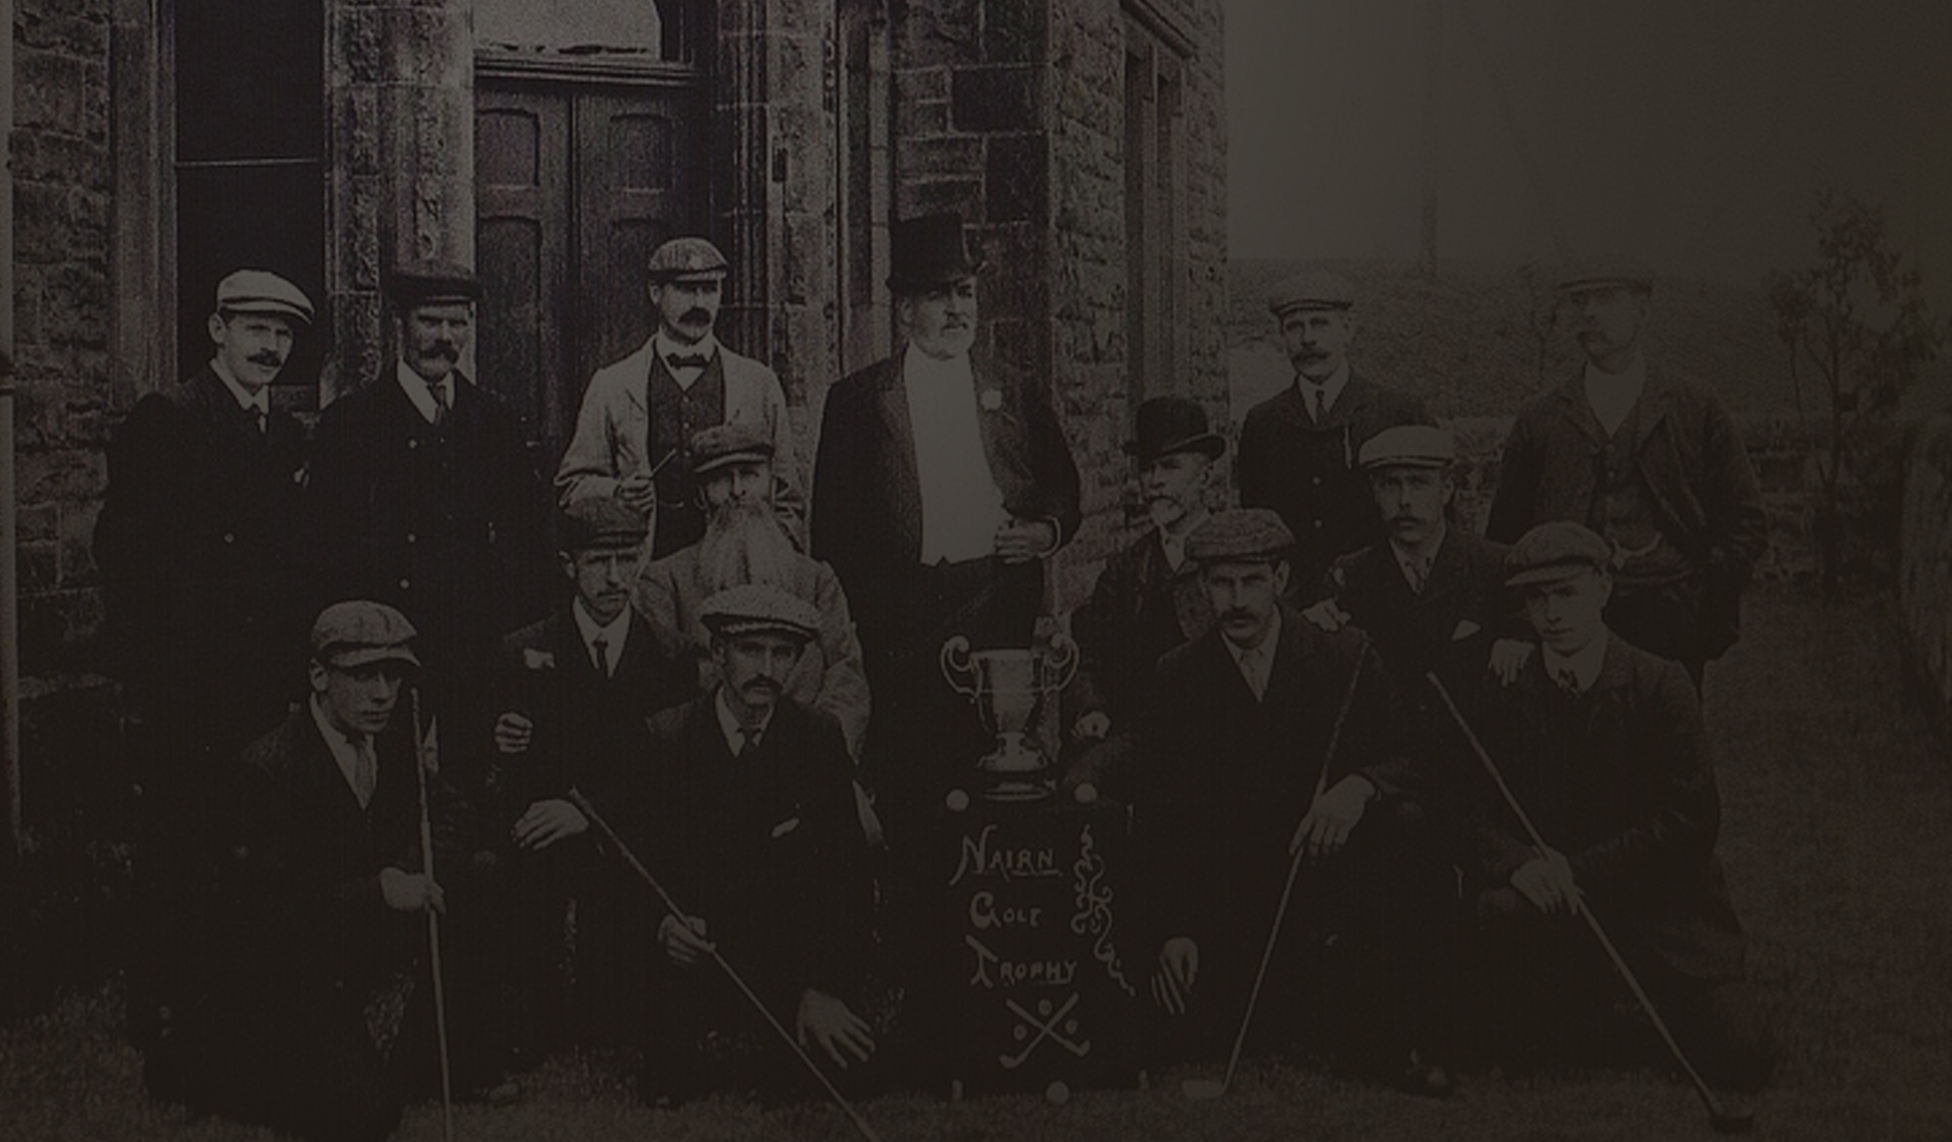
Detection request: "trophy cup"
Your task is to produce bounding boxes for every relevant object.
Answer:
[940,632,1079,800]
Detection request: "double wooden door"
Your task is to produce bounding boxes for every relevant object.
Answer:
[475,77,707,468]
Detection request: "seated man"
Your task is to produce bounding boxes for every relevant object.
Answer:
[484,495,681,1049]
[1454,521,1772,1091]
[631,585,878,1101]
[1062,396,1220,797]
[1135,510,1453,1097]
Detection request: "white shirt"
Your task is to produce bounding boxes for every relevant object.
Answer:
[309,696,376,808]
[1541,629,1609,696]
[571,599,632,677]
[1297,360,1352,423]
[653,330,720,391]
[715,687,776,757]
[396,359,456,425]
[903,343,1010,564]
[210,356,270,422]
[1223,609,1283,701]
[1583,352,1647,439]
[1388,522,1447,594]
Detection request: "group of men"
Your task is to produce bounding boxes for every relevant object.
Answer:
[96,208,1773,1141]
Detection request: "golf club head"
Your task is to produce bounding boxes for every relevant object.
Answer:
[1180,1077,1228,1101]
[1709,1110,1756,1134]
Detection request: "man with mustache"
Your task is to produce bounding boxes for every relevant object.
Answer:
[1237,272,1432,595]
[624,585,879,1103]
[556,236,802,558]
[1486,258,1767,687]
[95,269,318,1077]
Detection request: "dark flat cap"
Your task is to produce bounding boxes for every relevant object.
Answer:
[647,236,730,282]
[216,269,314,325]
[689,421,775,478]
[385,260,480,307]
[699,584,822,643]
[1186,509,1296,566]
[1504,521,1615,587]
[1126,396,1225,464]
[1359,424,1456,470]
[1267,271,1356,318]
[311,600,420,669]
[560,495,649,552]
[1556,255,1654,294]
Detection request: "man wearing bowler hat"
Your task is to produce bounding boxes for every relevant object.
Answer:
[811,212,1081,841]
[1061,396,1222,796]
[1237,272,1432,594]
[556,236,802,557]
[1486,257,1767,687]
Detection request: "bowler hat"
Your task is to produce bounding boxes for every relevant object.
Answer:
[560,495,649,552]
[647,237,730,282]
[1504,521,1616,587]
[384,260,480,308]
[1267,271,1356,318]
[1359,424,1455,471]
[887,213,983,293]
[1125,397,1225,464]
[699,584,821,643]
[1186,509,1295,567]
[215,269,314,325]
[311,600,421,669]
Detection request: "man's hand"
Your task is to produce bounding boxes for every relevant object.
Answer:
[1151,937,1199,1015]
[1510,848,1581,915]
[1489,638,1535,686]
[1289,774,1376,860]
[796,989,876,1070]
[379,867,444,914]
[493,711,535,755]
[616,472,658,514]
[511,798,589,851]
[658,914,715,968]
[1071,710,1112,743]
[994,518,1058,563]
[1300,598,1352,633]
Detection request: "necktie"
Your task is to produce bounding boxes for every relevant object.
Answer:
[1406,555,1430,594]
[1241,647,1269,702]
[1311,387,1328,423]
[353,735,378,809]
[666,353,711,370]
[432,379,451,428]
[592,634,611,678]
[251,403,268,435]
[737,727,760,758]
[1555,666,1582,699]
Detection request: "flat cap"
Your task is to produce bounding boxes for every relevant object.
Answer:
[1267,271,1356,318]
[1504,521,1615,587]
[689,421,775,478]
[560,495,649,551]
[311,600,421,669]
[1186,508,1296,566]
[216,269,315,325]
[1556,255,1654,294]
[699,584,822,643]
[647,236,730,281]
[385,260,480,308]
[1359,424,1456,470]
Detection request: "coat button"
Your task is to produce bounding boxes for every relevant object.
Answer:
[399,578,411,590]
[405,532,416,545]
[223,532,236,543]
[408,438,418,450]
[1313,519,1324,529]
[1311,476,1323,487]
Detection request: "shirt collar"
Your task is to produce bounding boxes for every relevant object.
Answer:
[570,599,632,672]
[653,330,719,364]
[308,695,368,800]
[714,686,775,756]
[1541,629,1610,695]
[395,359,456,424]
[902,341,975,386]
[1296,360,1351,415]
[1222,608,1282,669]
[1158,509,1210,572]
[1387,522,1448,589]
[210,356,269,415]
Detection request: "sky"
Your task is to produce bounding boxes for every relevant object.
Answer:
[1224,1,1952,302]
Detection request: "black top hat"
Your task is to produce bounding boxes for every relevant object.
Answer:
[1125,397,1226,464]
[887,213,983,293]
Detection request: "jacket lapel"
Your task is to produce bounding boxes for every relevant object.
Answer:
[1627,367,1676,458]
[1553,378,1607,446]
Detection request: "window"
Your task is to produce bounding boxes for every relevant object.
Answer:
[1124,10,1188,408]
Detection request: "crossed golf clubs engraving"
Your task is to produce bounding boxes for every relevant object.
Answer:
[999,992,1091,1068]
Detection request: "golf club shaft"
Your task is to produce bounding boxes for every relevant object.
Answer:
[566,788,885,1142]
[410,691,456,1142]
[1425,673,1737,1125]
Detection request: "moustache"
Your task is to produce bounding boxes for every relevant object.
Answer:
[680,308,713,325]
[424,343,460,361]
[740,678,783,697]
[1219,607,1257,626]
[247,353,286,368]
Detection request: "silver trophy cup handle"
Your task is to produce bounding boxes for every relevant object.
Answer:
[940,635,980,701]
[1041,631,1080,693]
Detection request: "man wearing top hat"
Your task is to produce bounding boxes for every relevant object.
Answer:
[1237,272,1432,594]
[1453,521,1771,1091]
[1486,258,1767,687]
[1061,396,1222,797]
[556,236,802,558]
[811,212,1081,838]
[96,268,319,1061]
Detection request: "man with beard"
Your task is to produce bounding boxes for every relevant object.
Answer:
[1237,272,1431,594]
[1486,258,1767,687]
[95,269,317,1069]
[556,237,802,557]
[635,422,870,765]
[1061,396,1221,797]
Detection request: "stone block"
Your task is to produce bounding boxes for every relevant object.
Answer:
[983,131,1046,223]
[982,0,1045,64]
[901,97,953,139]
[19,541,62,594]
[10,131,109,188]
[16,449,107,511]
[896,176,984,222]
[899,0,982,68]
[39,263,112,350]
[952,64,1041,133]
[897,133,986,179]
[896,66,951,103]
[19,503,61,545]
[18,13,109,59]
[17,49,86,135]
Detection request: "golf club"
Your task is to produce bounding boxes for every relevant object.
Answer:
[1426,673,1755,1135]
[566,788,887,1142]
[409,691,457,1142]
[1182,635,1371,1102]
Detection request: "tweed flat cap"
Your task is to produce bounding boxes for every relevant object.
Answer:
[1267,271,1356,318]
[385,260,480,308]
[311,600,421,669]
[647,237,730,281]
[560,495,649,551]
[1504,521,1616,587]
[689,421,775,478]
[1359,424,1456,470]
[1556,255,1654,294]
[699,584,822,643]
[1186,509,1296,566]
[216,269,314,325]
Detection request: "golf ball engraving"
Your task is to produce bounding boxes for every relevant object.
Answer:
[945,788,971,812]
[1045,1080,1070,1104]
[1074,782,1098,804]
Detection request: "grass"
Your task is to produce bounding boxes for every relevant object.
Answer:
[5,584,1951,1141]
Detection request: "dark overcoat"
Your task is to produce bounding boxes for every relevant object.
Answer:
[1068,527,1214,732]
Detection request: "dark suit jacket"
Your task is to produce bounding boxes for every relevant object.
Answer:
[1236,374,1431,591]
[1458,636,1747,982]
[1485,368,1768,658]
[810,352,1082,645]
[307,370,549,666]
[1068,527,1213,730]
[95,367,311,735]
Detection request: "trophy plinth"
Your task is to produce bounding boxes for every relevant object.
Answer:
[941,633,1079,801]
